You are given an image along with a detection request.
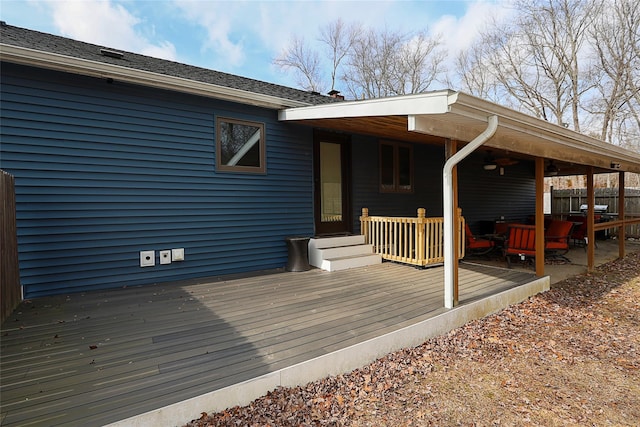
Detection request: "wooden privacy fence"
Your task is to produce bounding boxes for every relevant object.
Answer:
[552,188,640,237]
[1,170,21,323]
[360,208,466,267]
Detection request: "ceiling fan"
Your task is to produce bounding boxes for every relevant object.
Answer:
[495,157,519,167]
[483,151,519,170]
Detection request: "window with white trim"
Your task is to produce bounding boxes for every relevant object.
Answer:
[216,117,265,173]
[380,140,413,192]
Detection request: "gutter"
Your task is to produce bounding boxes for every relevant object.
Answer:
[0,44,311,110]
[447,93,640,170]
[443,115,498,309]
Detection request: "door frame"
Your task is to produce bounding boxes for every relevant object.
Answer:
[313,130,352,235]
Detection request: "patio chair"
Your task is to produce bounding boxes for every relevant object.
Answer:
[504,224,536,268]
[505,221,575,267]
[544,220,574,262]
[567,215,587,249]
[464,223,494,256]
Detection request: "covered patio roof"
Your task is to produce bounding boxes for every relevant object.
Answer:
[278,90,640,175]
[280,90,640,309]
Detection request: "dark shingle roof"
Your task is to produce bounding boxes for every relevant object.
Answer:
[0,22,338,106]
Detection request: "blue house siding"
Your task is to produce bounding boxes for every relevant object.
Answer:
[351,135,446,232]
[350,135,536,233]
[1,63,314,298]
[458,155,536,230]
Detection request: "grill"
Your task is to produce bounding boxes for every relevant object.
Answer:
[579,204,608,214]
[578,204,613,239]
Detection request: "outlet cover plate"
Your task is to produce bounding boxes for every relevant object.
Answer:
[159,250,171,265]
[172,248,185,261]
[140,250,155,267]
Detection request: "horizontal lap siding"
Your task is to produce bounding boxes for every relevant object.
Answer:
[351,136,444,233]
[0,63,313,298]
[350,135,535,233]
[458,154,536,228]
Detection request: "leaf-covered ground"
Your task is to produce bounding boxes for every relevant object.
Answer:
[187,251,640,426]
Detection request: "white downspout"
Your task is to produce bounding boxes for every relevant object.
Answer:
[443,115,498,309]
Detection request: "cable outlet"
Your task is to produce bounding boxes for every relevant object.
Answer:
[160,250,171,265]
[140,250,155,267]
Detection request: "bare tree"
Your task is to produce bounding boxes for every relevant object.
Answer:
[318,19,361,92]
[451,41,500,102]
[587,0,640,148]
[483,24,556,119]
[274,21,445,99]
[393,31,446,94]
[521,0,600,131]
[342,27,445,99]
[273,36,323,92]
[457,0,599,129]
[343,27,403,99]
[275,2,638,152]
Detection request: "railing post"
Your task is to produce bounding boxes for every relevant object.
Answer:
[417,208,426,264]
[360,208,369,243]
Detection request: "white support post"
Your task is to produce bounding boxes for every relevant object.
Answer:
[443,115,498,309]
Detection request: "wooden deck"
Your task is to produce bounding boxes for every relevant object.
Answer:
[1,261,541,426]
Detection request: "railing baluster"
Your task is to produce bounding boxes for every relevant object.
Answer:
[359,208,464,267]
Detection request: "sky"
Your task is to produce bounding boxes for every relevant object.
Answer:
[0,0,513,90]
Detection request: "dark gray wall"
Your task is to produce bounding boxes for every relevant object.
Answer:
[351,135,444,233]
[458,154,536,232]
[350,135,536,234]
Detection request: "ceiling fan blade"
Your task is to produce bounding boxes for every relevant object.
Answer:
[495,158,519,166]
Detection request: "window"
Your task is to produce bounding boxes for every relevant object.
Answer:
[379,140,413,192]
[216,117,265,173]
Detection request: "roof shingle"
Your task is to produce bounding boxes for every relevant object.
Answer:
[0,22,338,106]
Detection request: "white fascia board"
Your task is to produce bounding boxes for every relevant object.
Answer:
[0,44,310,109]
[413,91,640,169]
[279,90,452,121]
[449,93,627,154]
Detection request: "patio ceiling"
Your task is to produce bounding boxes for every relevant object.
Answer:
[279,90,640,176]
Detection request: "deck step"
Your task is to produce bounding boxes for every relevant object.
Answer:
[312,244,374,260]
[308,236,381,271]
[321,254,382,272]
[309,235,365,249]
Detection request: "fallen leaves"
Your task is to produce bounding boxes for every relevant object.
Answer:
[186,251,640,427]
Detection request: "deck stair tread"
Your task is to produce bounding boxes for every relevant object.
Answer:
[309,235,365,249]
[309,235,381,271]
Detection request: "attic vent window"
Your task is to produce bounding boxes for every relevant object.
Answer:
[100,49,124,59]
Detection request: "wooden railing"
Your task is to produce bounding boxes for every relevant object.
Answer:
[360,208,466,267]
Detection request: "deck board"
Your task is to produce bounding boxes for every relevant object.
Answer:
[1,261,537,426]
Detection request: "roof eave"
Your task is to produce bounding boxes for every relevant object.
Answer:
[280,90,640,174]
[438,92,640,173]
[0,44,311,110]
[278,90,454,120]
